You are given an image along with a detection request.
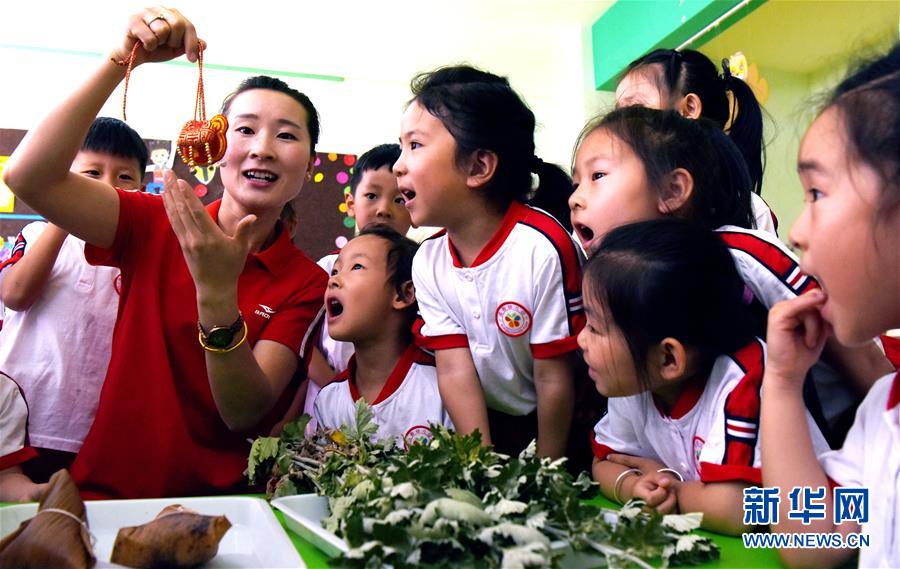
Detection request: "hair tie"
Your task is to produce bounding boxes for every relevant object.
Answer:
[720,58,733,81]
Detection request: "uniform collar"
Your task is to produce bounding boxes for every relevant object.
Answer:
[206,199,295,276]
[652,371,707,420]
[447,201,529,268]
[888,370,900,410]
[347,343,419,405]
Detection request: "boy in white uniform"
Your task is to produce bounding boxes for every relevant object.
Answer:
[302,144,413,435]
[315,226,451,446]
[0,117,145,480]
[316,143,411,374]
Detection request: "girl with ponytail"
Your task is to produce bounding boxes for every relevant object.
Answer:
[615,48,777,235]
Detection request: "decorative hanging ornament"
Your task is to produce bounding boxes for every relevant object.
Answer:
[176,45,228,168]
[115,41,228,167]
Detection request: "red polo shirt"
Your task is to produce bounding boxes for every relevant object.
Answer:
[71,189,327,499]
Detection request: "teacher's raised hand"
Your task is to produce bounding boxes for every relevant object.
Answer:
[161,170,257,293]
[112,6,203,66]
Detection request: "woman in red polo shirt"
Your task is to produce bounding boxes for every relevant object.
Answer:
[3,7,328,498]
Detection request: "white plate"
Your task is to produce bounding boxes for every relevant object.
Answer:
[272,493,607,568]
[271,494,348,558]
[0,496,304,568]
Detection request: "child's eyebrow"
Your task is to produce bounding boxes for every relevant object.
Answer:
[797,160,825,174]
[400,129,425,140]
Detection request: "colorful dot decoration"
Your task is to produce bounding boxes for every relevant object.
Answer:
[343,186,351,195]
[343,155,356,166]
[335,236,348,248]
[328,153,338,161]
[338,203,348,213]
[336,171,349,185]
[314,172,324,183]
[343,217,356,229]
[314,157,321,167]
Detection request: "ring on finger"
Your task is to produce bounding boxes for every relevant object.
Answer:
[146,13,167,26]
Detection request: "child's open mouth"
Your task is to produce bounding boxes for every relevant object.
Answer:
[326,298,344,318]
[400,188,416,203]
[574,223,595,246]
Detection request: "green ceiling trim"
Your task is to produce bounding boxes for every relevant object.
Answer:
[0,43,345,82]
[591,0,767,91]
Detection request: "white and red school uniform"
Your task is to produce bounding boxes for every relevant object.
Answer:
[301,252,355,435]
[412,202,585,416]
[593,339,830,484]
[750,193,778,236]
[820,371,900,567]
[314,344,453,448]
[0,222,119,453]
[717,225,857,428]
[0,372,37,471]
[70,189,327,499]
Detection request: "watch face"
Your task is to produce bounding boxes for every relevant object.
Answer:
[207,327,236,348]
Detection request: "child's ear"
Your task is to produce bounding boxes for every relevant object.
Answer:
[657,168,694,215]
[344,191,356,219]
[465,149,498,191]
[654,337,689,382]
[678,93,703,120]
[392,280,416,310]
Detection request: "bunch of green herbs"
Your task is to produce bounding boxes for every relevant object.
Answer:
[248,400,718,568]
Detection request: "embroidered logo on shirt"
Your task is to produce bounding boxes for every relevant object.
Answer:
[495,301,532,337]
[254,304,276,319]
[403,425,434,450]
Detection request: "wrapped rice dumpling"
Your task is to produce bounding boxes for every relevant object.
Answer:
[110,505,231,568]
[0,469,95,569]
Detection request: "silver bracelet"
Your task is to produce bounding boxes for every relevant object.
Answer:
[613,468,642,504]
[657,467,685,482]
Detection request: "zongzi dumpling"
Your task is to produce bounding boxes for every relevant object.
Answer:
[0,469,95,569]
[110,505,231,568]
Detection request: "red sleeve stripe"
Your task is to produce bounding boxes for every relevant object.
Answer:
[531,335,579,359]
[0,232,27,272]
[0,445,38,471]
[721,339,765,467]
[519,207,585,337]
[519,206,583,295]
[699,462,762,485]
[718,231,819,295]
[591,439,617,461]
[413,317,469,351]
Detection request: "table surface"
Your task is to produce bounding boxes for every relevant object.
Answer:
[2,495,783,568]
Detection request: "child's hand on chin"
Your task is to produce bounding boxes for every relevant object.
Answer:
[765,290,830,390]
[631,472,678,514]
